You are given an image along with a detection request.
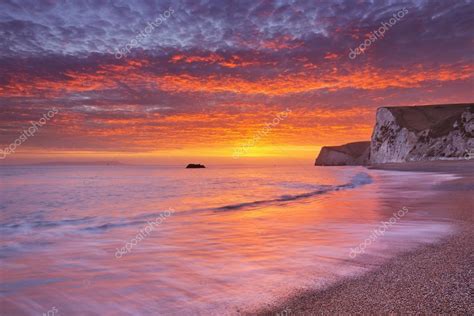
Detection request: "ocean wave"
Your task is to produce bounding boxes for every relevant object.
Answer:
[1,211,178,234]
[1,173,373,235]
[213,172,373,212]
[0,216,96,231]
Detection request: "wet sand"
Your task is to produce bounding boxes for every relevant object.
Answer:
[256,160,474,315]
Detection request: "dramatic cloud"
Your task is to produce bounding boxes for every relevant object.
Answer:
[0,0,473,162]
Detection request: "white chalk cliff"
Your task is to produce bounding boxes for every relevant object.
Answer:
[370,104,473,163]
[315,104,473,166]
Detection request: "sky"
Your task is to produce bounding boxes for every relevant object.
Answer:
[0,0,473,164]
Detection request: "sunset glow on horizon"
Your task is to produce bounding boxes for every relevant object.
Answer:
[1,0,473,164]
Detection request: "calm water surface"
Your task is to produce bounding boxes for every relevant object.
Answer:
[0,164,456,315]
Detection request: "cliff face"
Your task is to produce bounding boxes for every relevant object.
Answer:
[370,104,473,164]
[315,141,370,166]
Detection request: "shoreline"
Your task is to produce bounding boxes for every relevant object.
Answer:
[369,159,474,174]
[255,160,473,315]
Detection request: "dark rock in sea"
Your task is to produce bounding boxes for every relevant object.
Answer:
[370,103,473,163]
[186,164,206,168]
[315,141,370,166]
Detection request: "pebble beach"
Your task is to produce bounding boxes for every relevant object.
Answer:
[258,160,474,315]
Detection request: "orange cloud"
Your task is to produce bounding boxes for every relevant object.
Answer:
[169,53,262,68]
[154,64,473,95]
[1,58,472,98]
[260,35,303,50]
[170,53,224,64]
[324,53,339,60]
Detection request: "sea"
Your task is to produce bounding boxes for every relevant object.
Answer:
[0,164,457,315]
